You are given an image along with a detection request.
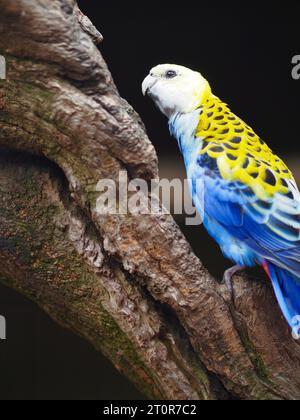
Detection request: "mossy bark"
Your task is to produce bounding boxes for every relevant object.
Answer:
[0,0,299,400]
[0,152,214,400]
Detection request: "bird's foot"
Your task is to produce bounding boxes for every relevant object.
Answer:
[222,265,247,302]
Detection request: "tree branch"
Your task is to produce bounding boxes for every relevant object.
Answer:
[0,0,299,400]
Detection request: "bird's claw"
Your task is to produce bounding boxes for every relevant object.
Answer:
[221,265,246,303]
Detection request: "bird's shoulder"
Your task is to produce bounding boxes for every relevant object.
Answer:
[195,96,294,201]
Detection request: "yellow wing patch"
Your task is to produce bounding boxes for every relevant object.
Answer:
[196,96,292,200]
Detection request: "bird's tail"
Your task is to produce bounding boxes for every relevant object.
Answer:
[263,261,300,330]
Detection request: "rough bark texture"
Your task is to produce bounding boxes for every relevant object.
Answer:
[0,0,299,400]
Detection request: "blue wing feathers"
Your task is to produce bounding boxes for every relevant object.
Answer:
[193,160,300,277]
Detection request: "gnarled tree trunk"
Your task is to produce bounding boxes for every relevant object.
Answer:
[0,0,299,400]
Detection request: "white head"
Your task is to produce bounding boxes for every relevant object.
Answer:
[142,64,211,118]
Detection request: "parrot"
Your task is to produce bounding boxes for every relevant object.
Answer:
[142,64,300,331]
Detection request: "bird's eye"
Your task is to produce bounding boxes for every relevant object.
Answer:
[165,70,177,79]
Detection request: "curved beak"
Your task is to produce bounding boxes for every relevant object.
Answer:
[142,74,158,96]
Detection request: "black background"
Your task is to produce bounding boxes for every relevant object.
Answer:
[0,1,300,400]
[79,2,300,156]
